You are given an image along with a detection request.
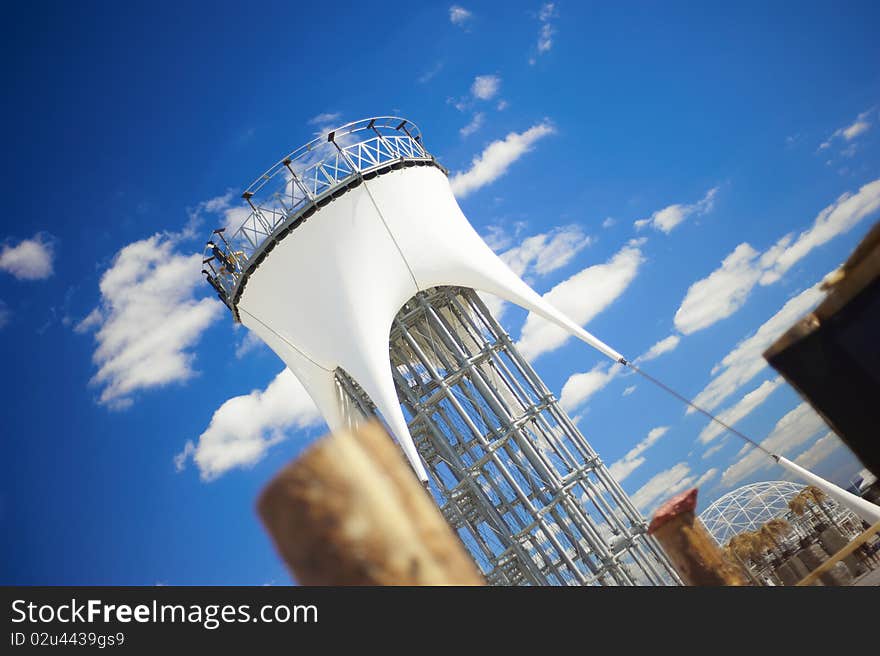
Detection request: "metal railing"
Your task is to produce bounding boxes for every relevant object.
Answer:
[202,117,437,302]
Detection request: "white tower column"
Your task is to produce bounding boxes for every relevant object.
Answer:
[203,117,679,585]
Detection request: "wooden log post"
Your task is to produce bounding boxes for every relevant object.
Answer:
[649,488,749,586]
[257,421,484,586]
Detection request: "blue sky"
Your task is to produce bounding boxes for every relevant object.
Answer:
[2,1,879,584]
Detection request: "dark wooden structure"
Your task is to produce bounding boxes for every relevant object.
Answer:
[764,220,880,477]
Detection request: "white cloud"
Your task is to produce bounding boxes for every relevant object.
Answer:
[537,23,554,53]
[639,334,680,362]
[307,112,345,137]
[459,112,485,137]
[674,243,762,335]
[173,441,195,473]
[308,112,341,126]
[840,143,859,159]
[235,330,265,359]
[668,177,879,338]
[794,431,844,470]
[450,121,555,198]
[622,385,636,396]
[690,284,823,413]
[482,223,519,251]
[608,426,669,483]
[0,233,55,280]
[449,5,472,26]
[631,462,696,513]
[560,362,622,412]
[628,426,670,460]
[759,177,880,285]
[74,307,102,334]
[77,233,223,409]
[496,99,509,111]
[602,217,615,229]
[534,3,558,57]
[538,2,557,22]
[843,120,870,141]
[694,467,719,489]
[697,377,784,444]
[188,190,251,237]
[720,402,827,486]
[448,96,468,113]
[201,191,234,213]
[609,457,645,483]
[176,368,322,480]
[471,74,501,100]
[417,61,444,84]
[500,225,591,277]
[634,186,718,233]
[516,240,643,361]
[702,439,728,460]
[819,108,873,150]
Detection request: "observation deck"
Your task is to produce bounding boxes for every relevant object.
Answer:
[201,117,443,318]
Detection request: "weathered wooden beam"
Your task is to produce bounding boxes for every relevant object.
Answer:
[649,488,749,586]
[797,519,880,586]
[764,219,880,477]
[257,421,484,586]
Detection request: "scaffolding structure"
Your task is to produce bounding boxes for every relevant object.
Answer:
[340,286,679,585]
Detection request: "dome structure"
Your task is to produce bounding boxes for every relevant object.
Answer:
[699,481,803,545]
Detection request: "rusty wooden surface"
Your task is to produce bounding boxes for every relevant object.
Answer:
[649,488,749,586]
[257,421,484,586]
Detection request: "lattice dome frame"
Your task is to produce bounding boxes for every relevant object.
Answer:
[699,481,804,545]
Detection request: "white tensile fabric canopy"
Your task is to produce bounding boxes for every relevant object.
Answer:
[237,165,623,481]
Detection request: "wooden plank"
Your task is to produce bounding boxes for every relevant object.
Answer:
[257,421,484,586]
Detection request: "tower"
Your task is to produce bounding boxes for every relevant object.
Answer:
[203,117,680,585]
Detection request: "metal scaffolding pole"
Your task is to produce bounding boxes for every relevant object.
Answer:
[337,286,681,586]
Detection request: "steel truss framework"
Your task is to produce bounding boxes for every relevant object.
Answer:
[203,117,436,299]
[339,286,680,586]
